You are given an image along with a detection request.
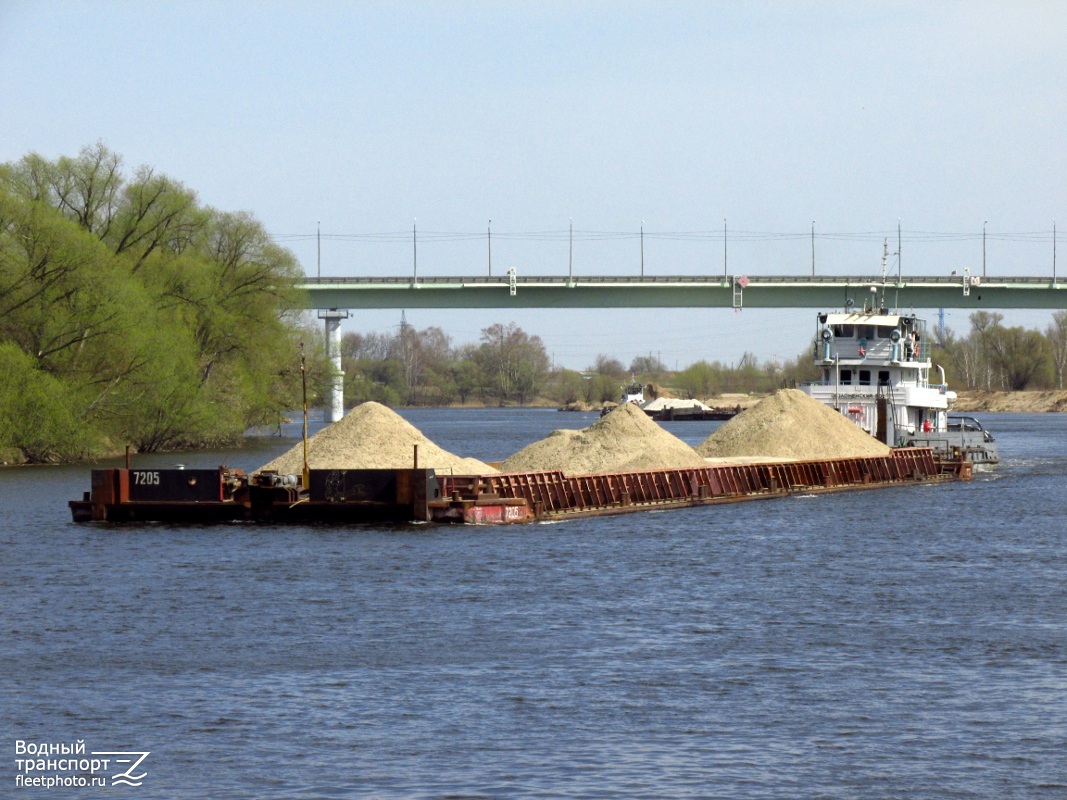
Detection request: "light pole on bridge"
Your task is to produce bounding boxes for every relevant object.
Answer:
[811,220,816,276]
[640,221,645,277]
[983,220,988,277]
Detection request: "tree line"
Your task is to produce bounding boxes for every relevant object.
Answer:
[341,310,1067,409]
[0,144,330,463]
[339,321,819,408]
[933,310,1067,391]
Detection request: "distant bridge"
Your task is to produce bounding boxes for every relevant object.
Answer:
[300,272,1064,422]
[299,273,1065,311]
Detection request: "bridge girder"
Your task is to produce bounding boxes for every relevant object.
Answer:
[298,275,1066,311]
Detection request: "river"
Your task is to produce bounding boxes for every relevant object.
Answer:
[2,409,1065,799]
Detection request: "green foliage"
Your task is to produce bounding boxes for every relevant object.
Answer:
[550,369,585,405]
[0,342,93,461]
[583,374,619,404]
[0,144,321,460]
[934,311,1063,391]
[674,360,720,399]
[450,357,484,404]
[473,322,550,405]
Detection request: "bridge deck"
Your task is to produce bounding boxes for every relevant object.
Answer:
[298,274,1065,310]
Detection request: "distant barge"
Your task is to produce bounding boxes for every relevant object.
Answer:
[69,448,970,526]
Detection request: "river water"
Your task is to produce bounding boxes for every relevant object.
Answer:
[2,410,1065,799]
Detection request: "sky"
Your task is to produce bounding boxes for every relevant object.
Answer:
[2,1,1064,371]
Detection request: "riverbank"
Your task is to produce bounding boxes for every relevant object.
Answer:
[952,389,1067,413]
[4,390,1063,468]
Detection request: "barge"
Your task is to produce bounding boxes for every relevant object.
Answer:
[603,382,739,421]
[69,448,970,526]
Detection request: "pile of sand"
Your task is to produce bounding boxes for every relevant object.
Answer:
[257,402,496,475]
[641,397,711,413]
[499,402,708,474]
[696,389,891,460]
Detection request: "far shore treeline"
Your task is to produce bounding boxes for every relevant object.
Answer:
[337,307,1067,412]
[2,145,1066,464]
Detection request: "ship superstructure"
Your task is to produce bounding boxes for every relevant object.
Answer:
[800,308,998,464]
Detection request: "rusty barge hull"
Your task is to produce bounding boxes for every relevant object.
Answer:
[69,448,970,526]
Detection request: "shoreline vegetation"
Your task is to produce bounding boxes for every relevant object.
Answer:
[3,390,1063,469]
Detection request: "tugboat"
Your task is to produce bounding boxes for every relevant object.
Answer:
[800,248,998,465]
[621,379,645,405]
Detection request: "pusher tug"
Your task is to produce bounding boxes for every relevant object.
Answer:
[800,245,998,465]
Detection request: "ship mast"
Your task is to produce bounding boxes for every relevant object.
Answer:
[879,238,890,311]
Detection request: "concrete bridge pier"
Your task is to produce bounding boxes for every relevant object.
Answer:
[318,309,349,423]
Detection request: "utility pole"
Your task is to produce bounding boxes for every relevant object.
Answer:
[983,220,988,277]
[811,220,816,276]
[317,221,321,279]
[568,218,573,280]
[488,219,492,276]
[640,221,645,277]
[723,218,727,278]
[413,219,417,281]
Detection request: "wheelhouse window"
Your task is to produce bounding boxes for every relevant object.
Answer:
[859,370,871,386]
[840,369,853,385]
[833,324,854,338]
[878,370,890,386]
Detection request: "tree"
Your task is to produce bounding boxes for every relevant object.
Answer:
[969,311,1004,389]
[583,374,619,404]
[552,368,585,405]
[985,325,1052,390]
[629,353,667,377]
[6,142,124,237]
[675,360,719,399]
[591,353,626,378]
[450,349,484,404]
[1047,311,1067,390]
[475,322,550,404]
[0,342,93,461]
[0,145,324,459]
[107,166,203,269]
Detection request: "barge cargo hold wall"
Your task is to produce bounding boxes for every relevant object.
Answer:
[434,448,968,523]
[69,449,970,526]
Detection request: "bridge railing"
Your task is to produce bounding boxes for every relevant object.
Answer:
[300,274,1059,286]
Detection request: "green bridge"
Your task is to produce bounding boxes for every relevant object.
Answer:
[299,273,1065,311]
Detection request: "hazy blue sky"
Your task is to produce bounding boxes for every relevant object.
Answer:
[2,1,1064,370]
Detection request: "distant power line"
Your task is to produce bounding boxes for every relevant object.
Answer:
[269,227,1059,244]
